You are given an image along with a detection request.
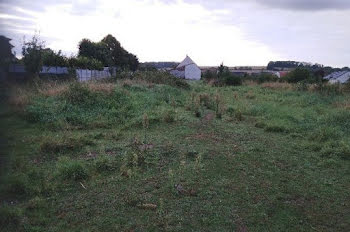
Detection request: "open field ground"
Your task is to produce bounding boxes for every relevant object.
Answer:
[0,77,349,231]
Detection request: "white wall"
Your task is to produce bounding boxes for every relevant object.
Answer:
[185,64,201,80]
[76,67,112,81]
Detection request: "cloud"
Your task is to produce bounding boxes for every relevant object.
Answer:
[183,0,350,11]
[0,0,349,67]
[253,0,350,11]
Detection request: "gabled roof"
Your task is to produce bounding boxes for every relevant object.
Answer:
[324,71,350,84]
[176,55,197,69]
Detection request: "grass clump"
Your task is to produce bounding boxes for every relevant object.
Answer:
[55,157,89,181]
[94,155,118,173]
[40,135,94,154]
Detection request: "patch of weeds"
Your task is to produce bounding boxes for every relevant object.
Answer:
[26,196,46,210]
[162,109,176,123]
[94,155,118,173]
[199,93,211,109]
[255,121,266,129]
[234,109,244,121]
[2,173,33,196]
[310,127,342,143]
[55,156,89,181]
[185,150,199,160]
[0,205,23,231]
[321,140,350,160]
[63,82,96,105]
[40,135,94,154]
[214,93,225,119]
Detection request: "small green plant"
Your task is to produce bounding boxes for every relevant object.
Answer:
[56,157,89,181]
[234,109,243,121]
[163,109,176,123]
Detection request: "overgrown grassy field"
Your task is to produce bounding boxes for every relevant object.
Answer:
[1,75,349,231]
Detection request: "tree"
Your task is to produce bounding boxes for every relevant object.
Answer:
[285,67,310,83]
[68,56,103,70]
[42,48,68,67]
[22,35,45,75]
[77,34,139,71]
[0,35,16,70]
[78,39,111,66]
[101,34,139,71]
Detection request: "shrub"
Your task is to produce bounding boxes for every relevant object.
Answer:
[56,157,89,181]
[285,68,310,83]
[257,73,278,83]
[222,74,242,86]
[202,70,217,81]
[314,82,342,95]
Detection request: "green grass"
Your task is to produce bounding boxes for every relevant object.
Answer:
[0,79,349,231]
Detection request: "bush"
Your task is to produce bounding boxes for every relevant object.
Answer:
[202,70,217,81]
[257,73,278,83]
[285,68,310,83]
[56,157,89,181]
[222,74,242,86]
[314,82,342,95]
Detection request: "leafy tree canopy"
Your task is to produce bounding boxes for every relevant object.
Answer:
[22,35,45,75]
[78,34,139,71]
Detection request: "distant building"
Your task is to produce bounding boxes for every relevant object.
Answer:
[324,71,350,84]
[170,56,201,80]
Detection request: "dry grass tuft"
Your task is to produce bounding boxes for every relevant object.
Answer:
[8,85,34,108]
[119,79,154,88]
[87,82,115,94]
[335,99,350,110]
[38,82,68,97]
[261,82,294,90]
[243,80,258,86]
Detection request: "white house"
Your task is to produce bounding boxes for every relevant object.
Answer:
[324,71,350,84]
[170,56,201,80]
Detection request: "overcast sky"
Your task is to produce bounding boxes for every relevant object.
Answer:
[0,0,349,67]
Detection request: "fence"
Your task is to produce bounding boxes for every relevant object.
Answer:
[8,64,117,82]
